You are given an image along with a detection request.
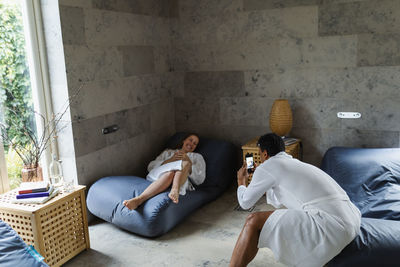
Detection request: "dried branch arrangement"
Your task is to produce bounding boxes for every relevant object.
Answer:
[0,88,80,168]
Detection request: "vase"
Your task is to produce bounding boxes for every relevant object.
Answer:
[21,165,43,182]
[269,99,293,137]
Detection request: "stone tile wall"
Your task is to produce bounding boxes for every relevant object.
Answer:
[173,0,400,165]
[53,0,400,179]
[57,0,180,186]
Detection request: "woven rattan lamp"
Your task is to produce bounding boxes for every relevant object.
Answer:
[269,99,293,137]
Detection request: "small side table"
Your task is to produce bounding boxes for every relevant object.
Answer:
[0,185,90,267]
[242,137,303,184]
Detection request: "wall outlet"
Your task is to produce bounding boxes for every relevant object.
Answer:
[337,112,361,119]
[102,124,119,134]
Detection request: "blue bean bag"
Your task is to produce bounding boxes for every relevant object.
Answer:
[87,133,237,237]
[0,219,48,267]
[321,147,400,266]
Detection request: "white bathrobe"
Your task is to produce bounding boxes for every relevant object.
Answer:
[237,152,361,267]
[147,149,206,195]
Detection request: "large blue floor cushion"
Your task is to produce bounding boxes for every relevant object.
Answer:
[87,133,237,237]
[0,219,48,267]
[322,147,400,266]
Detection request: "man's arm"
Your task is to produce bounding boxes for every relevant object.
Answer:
[237,166,275,210]
[236,163,248,187]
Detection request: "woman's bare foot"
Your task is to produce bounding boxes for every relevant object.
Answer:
[168,189,179,204]
[123,197,142,210]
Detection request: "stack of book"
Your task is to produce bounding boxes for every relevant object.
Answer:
[12,181,60,204]
[283,137,299,146]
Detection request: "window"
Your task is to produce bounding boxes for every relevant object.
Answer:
[0,0,53,193]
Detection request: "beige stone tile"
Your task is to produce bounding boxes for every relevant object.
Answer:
[291,127,341,164]
[92,0,171,17]
[339,66,400,100]
[217,6,318,42]
[175,97,221,125]
[319,0,400,36]
[161,72,184,98]
[72,116,107,157]
[184,71,245,97]
[119,46,155,76]
[358,33,400,67]
[245,69,290,98]
[340,98,400,132]
[150,99,175,131]
[85,9,170,47]
[171,40,280,72]
[219,97,274,127]
[75,146,114,186]
[278,67,345,98]
[64,45,123,82]
[60,6,86,45]
[153,46,172,74]
[291,98,342,129]
[178,0,243,19]
[104,106,151,146]
[71,79,130,120]
[59,0,93,8]
[280,35,358,68]
[244,0,320,11]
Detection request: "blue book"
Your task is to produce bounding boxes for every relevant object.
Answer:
[16,186,53,199]
[12,187,60,204]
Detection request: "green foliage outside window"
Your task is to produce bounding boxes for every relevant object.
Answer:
[0,2,36,150]
[0,2,35,189]
[6,147,23,189]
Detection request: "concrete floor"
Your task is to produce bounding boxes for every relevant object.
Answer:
[64,186,285,267]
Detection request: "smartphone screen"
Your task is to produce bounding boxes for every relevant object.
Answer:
[246,156,254,170]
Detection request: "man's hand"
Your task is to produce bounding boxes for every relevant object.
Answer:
[237,163,249,187]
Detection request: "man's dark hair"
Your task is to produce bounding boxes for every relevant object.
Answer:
[257,133,285,157]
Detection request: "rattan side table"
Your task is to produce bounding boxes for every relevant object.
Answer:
[242,137,303,184]
[0,185,90,267]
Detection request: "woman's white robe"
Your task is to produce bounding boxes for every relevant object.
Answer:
[147,149,206,195]
[237,152,361,267]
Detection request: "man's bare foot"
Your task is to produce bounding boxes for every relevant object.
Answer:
[123,197,142,210]
[168,189,179,204]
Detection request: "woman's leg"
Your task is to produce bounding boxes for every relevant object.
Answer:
[168,161,191,204]
[123,171,175,210]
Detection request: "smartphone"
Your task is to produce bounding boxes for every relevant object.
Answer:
[245,153,254,173]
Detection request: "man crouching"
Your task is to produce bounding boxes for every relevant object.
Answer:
[230,133,361,267]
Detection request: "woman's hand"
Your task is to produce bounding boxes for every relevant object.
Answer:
[163,150,190,163]
[162,150,193,167]
[237,162,249,187]
[162,151,183,165]
[174,150,189,161]
[173,150,192,163]
[182,152,192,164]
[172,150,183,161]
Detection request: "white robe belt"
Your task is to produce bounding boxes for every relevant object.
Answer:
[302,194,350,209]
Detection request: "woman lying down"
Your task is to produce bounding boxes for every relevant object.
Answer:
[123,133,206,210]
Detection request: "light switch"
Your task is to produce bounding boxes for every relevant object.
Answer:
[337,112,361,119]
